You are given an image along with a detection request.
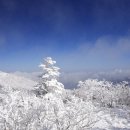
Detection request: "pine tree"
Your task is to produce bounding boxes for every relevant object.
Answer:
[35,57,64,96]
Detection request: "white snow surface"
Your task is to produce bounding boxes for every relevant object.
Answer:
[0,70,130,129]
[0,71,37,90]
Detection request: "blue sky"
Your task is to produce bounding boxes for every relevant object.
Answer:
[0,0,130,72]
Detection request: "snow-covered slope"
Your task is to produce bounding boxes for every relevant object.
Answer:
[0,71,37,90]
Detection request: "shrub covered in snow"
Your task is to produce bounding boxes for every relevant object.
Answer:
[74,79,130,108]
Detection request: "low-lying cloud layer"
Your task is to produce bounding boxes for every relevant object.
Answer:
[60,69,130,89]
[13,69,130,89]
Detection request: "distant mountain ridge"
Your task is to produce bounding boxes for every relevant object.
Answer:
[0,71,37,90]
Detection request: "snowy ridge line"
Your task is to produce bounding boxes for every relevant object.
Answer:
[0,71,37,90]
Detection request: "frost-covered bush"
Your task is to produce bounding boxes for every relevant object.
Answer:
[0,86,100,130]
[74,79,130,108]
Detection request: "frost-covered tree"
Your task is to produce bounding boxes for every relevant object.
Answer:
[35,57,64,96]
[74,79,130,108]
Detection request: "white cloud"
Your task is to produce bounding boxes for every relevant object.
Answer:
[60,35,130,70]
[81,36,130,60]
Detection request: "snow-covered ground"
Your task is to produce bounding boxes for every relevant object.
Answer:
[0,71,130,129]
[93,107,130,130]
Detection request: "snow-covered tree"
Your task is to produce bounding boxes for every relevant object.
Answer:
[74,79,130,108]
[35,57,64,96]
